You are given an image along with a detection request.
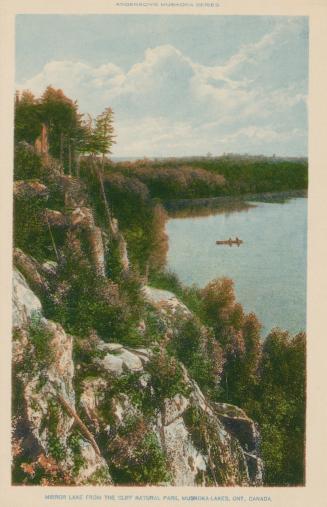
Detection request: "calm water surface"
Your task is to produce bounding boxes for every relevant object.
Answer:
[166,198,307,335]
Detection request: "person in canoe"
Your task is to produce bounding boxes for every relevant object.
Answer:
[216,237,243,245]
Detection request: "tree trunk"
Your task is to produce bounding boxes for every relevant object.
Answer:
[93,155,115,238]
[76,153,80,178]
[60,132,64,166]
[68,141,72,176]
[56,394,101,456]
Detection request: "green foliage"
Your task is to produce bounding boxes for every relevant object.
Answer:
[167,319,217,395]
[15,86,90,174]
[41,86,85,168]
[46,399,67,462]
[67,431,86,476]
[109,417,170,485]
[145,349,189,403]
[248,329,306,485]
[199,278,305,485]
[200,278,261,405]
[110,154,307,199]
[102,172,155,272]
[14,192,49,262]
[201,277,237,335]
[93,107,116,158]
[27,314,53,367]
[15,91,42,145]
[107,163,226,200]
[12,86,306,487]
[48,435,66,462]
[183,406,207,455]
[88,466,112,485]
[79,108,116,160]
[105,237,124,281]
[91,372,156,429]
[44,237,145,347]
[148,269,183,295]
[14,144,43,180]
[183,405,242,485]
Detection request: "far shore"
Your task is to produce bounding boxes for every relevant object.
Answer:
[163,189,308,212]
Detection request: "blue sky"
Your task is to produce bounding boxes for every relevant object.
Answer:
[16,15,308,157]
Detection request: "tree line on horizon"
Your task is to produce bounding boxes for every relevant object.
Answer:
[15,86,308,197]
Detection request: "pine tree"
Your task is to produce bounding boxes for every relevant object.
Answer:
[14,90,42,145]
[93,107,116,167]
[84,107,117,234]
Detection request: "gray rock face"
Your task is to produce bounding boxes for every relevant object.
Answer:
[79,339,262,487]
[12,269,42,328]
[12,272,112,485]
[143,286,191,316]
[74,441,111,485]
[163,394,189,426]
[89,226,106,277]
[118,233,129,272]
[12,258,263,487]
[213,402,264,485]
[162,414,207,486]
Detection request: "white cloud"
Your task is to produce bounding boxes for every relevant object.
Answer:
[220,126,305,144]
[17,21,307,157]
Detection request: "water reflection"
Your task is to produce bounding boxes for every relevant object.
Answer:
[166,199,255,219]
[165,196,307,334]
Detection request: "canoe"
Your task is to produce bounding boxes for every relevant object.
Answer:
[216,239,243,245]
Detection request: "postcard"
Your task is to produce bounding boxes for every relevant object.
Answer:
[1,0,327,506]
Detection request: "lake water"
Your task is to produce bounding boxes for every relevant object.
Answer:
[166,197,307,335]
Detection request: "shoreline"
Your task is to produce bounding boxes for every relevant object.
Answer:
[163,189,308,212]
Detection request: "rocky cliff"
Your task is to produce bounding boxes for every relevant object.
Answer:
[12,150,263,486]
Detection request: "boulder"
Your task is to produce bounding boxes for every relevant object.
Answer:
[44,209,67,227]
[14,248,48,292]
[214,402,258,452]
[14,180,48,200]
[213,402,264,484]
[70,207,95,228]
[96,354,124,376]
[42,260,58,276]
[143,286,191,316]
[94,344,145,375]
[119,349,143,372]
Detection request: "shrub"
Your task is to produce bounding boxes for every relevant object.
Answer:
[168,319,218,394]
[14,194,53,262]
[27,314,53,367]
[145,349,189,403]
[14,144,43,180]
[109,417,170,485]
